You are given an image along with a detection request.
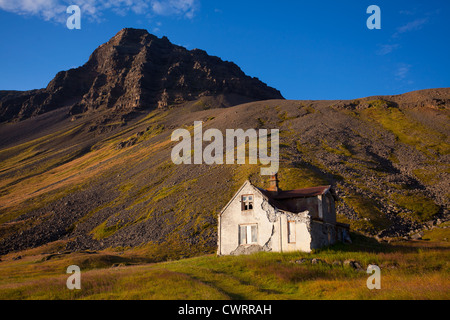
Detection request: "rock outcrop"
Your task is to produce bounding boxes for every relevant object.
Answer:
[0,28,283,123]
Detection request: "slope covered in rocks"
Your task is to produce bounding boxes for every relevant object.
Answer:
[0,88,448,258]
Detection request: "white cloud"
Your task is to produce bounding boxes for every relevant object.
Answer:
[151,0,197,18]
[0,0,199,23]
[377,15,430,56]
[393,17,429,37]
[376,43,399,56]
[395,64,411,80]
[0,0,66,21]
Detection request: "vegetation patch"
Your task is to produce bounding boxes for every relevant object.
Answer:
[277,167,328,190]
[342,195,391,233]
[0,235,449,300]
[360,106,450,157]
[321,140,352,157]
[413,168,446,186]
[91,220,122,240]
[391,192,440,223]
[422,223,450,242]
[365,99,395,109]
[152,178,198,203]
[297,104,316,115]
[277,111,297,125]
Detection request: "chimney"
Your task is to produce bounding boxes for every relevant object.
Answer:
[267,173,280,195]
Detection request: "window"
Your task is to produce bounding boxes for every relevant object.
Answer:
[241,195,254,211]
[239,224,257,245]
[318,197,323,219]
[327,196,332,214]
[288,221,296,243]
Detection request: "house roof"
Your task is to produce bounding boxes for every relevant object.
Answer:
[219,181,332,216]
[257,185,331,213]
[271,185,331,199]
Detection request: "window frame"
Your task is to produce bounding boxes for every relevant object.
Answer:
[239,223,258,245]
[287,220,296,244]
[241,194,254,211]
[327,194,332,213]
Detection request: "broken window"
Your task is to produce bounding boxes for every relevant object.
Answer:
[288,221,296,243]
[318,199,323,219]
[241,194,254,211]
[239,225,246,244]
[239,224,257,245]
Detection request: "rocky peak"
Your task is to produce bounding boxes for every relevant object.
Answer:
[0,28,283,123]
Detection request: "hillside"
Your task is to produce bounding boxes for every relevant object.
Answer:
[0,28,448,260]
[0,89,449,258]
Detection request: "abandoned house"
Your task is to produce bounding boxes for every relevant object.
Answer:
[217,174,351,255]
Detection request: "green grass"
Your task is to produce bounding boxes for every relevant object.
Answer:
[277,111,297,125]
[365,99,394,109]
[360,106,450,157]
[297,104,316,115]
[256,117,267,128]
[391,192,440,223]
[0,235,448,300]
[151,178,198,203]
[321,140,352,157]
[91,220,122,240]
[422,222,450,242]
[341,195,392,233]
[194,98,212,110]
[413,167,449,186]
[277,167,328,190]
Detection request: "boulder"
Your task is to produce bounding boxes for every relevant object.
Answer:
[344,259,363,270]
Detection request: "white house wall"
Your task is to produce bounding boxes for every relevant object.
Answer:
[218,181,312,255]
[218,182,276,255]
[279,214,312,253]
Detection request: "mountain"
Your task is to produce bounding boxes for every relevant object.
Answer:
[0,29,448,260]
[0,28,283,124]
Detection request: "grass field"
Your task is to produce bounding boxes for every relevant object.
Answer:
[0,229,448,300]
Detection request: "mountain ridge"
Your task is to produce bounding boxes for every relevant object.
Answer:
[0,28,283,123]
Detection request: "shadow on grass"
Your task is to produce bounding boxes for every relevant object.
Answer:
[315,232,450,255]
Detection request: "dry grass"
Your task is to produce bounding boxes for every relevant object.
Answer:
[0,234,448,300]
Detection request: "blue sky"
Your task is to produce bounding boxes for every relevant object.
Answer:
[0,0,448,100]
